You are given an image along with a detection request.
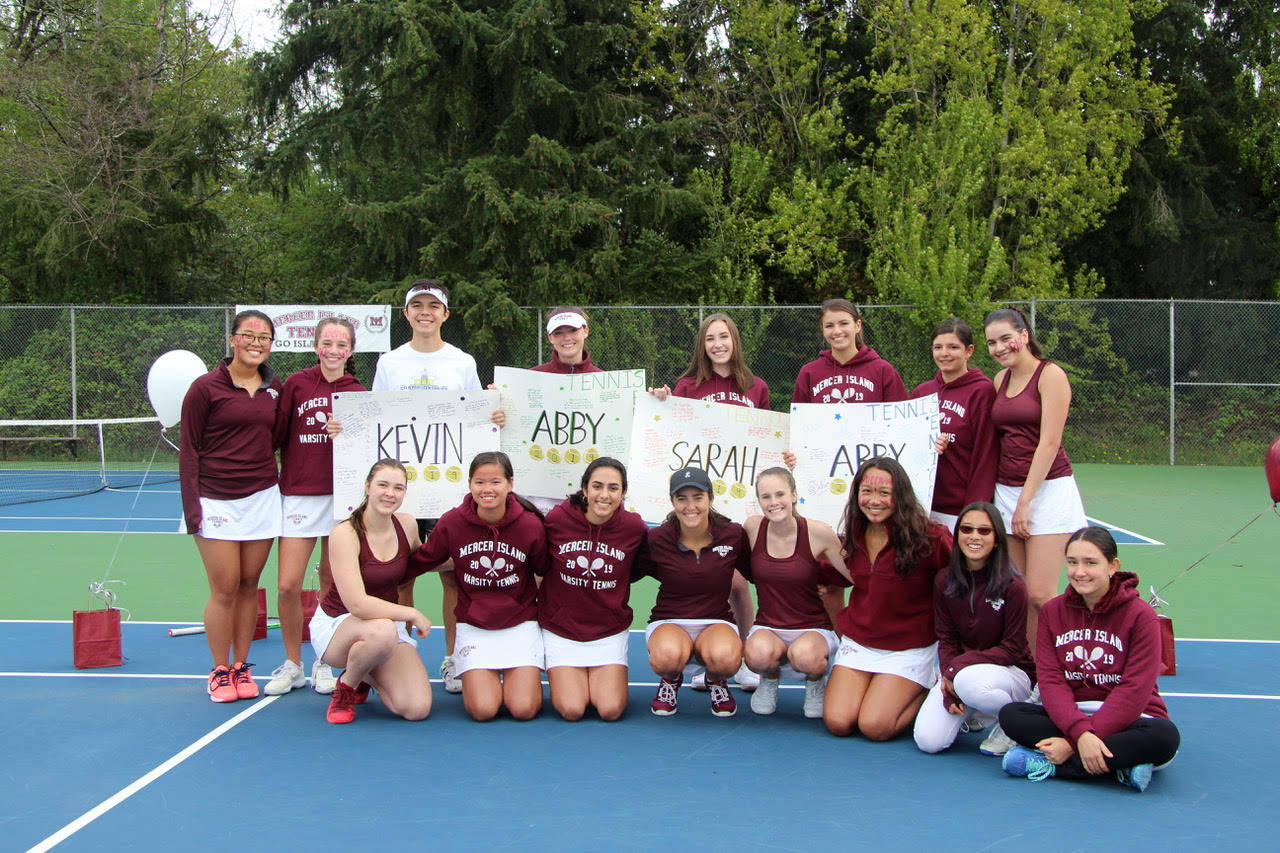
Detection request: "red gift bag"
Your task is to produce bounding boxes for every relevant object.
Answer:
[254,587,268,640]
[73,589,123,666]
[1157,614,1177,676]
[300,589,320,642]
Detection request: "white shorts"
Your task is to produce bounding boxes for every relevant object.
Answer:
[995,475,1087,536]
[542,627,630,669]
[309,608,417,663]
[281,494,336,539]
[454,620,545,674]
[930,510,960,531]
[747,625,839,681]
[645,619,736,679]
[833,638,940,689]
[196,485,282,540]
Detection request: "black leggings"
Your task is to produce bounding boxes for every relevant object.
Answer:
[999,702,1180,779]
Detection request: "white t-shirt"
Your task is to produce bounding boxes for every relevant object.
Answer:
[372,341,482,392]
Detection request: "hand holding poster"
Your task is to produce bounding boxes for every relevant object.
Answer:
[331,389,501,518]
[789,396,941,530]
[493,367,645,498]
[627,394,790,524]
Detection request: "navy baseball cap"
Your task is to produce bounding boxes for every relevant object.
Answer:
[669,466,712,496]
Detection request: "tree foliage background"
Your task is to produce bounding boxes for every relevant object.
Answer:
[1,0,1277,341]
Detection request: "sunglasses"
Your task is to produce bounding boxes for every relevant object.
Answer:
[958,524,994,536]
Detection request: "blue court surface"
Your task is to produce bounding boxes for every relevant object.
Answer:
[4,621,1277,852]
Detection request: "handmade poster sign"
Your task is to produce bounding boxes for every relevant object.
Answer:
[331,389,501,518]
[627,394,790,524]
[494,367,645,498]
[789,396,941,529]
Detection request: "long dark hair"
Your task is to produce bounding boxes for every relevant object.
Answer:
[820,298,867,349]
[943,502,1019,600]
[1066,525,1118,562]
[984,307,1045,359]
[679,312,757,395]
[841,457,932,576]
[932,316,974,348]
[348,458,408,541]
[467,450,545,520]
[569,456,627,512]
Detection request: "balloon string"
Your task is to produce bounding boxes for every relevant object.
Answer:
[1149,504,1278,606]
[94,433,166,621]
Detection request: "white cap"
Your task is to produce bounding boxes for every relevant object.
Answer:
[404,284,448,309]
[545,311,587,334]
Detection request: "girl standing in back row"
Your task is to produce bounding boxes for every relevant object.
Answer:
[792,299,906,405]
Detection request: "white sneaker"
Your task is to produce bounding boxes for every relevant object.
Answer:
[441,656,462,694]
[802,676,827,719]
[979,723,1018,757]
[733,661,760,692]
[264,660,306,695]
[749,677,779,715]
[311,661,337,694]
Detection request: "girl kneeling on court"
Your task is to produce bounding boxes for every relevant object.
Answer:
[411,452,548,721]
[742,467,850,718]
[998,527,1179,791]
[913,502,1034,754]
[311,459,432,724]
[824,457,952,740]
[539,457,649,721]
[638,467,751,717]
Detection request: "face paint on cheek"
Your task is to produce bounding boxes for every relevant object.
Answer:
[1007,338,1024,353]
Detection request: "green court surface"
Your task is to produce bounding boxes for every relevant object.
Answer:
[5,464,1278,639]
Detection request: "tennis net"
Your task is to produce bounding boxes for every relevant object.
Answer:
[0,417,176,506]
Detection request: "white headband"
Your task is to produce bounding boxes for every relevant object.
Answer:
[404,285,448,309]
[545,311,587,333]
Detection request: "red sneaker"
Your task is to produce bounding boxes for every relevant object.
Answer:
[650,673,681,716]
[207,666,237,703]
[353,682,371,705]
[231,662,259,700]
[326,681,359,724]
[707,678,737,717]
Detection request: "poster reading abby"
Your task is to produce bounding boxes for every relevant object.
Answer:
[789,396,941,530]
[627,394,790,524]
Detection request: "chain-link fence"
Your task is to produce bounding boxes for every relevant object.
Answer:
[1,300,1276,465]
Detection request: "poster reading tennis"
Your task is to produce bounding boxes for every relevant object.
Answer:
[331,389,501,518]
[789,396,941,529]
[493,367,646,498]
[627,394,790,524]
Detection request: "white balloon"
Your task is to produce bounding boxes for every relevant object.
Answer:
[147,350,208,428]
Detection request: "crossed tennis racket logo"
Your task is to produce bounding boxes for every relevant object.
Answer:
[824,387,861,403]
[477,555,508,577]
[576,556,606,577]
[1070,644,1105,670]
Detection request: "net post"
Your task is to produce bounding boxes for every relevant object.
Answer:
[70,307,78,436]
[1168,299,1176,465]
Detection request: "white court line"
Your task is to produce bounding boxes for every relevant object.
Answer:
[1085,516,1164,546]
[2,671,1278,700]
[0,515,178,522]
[25,694,280,853]
[0,528,178,535]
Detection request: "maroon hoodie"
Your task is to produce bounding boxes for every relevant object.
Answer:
[530,350,602,374]
[1037,571,1169,745]
[673,373,771,409]
[792,347,907,404]
[539,498,650,642]
[912,369,998,514]
[410,494,547,630]
[179,359,282,534]
[274,364,367,496]
[934,569,1034,695]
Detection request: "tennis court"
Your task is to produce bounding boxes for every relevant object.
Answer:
[3,462,1278,851]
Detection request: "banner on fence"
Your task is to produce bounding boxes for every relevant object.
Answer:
[627,394,790,524]
[331,389,501,518]
[493,367,646,498]
[789,397,941,529]
[237,304,392,352]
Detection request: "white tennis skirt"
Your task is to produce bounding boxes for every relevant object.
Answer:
[454,620,545,675]
[833,637,940,689]
[542,627,630,669]
[995,475,1087,536]
[281,494,337,539]
[196,485,282,540]
[747,625,839,681]
[645,619,736,679]
[309,609,417,663]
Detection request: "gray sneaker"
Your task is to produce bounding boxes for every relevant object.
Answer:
[311,661,337,694]
[802,675,827,718]
[979,723,1018,756]
[749,677,779,715]
[441,656,462,694]
[264,660,306,695]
